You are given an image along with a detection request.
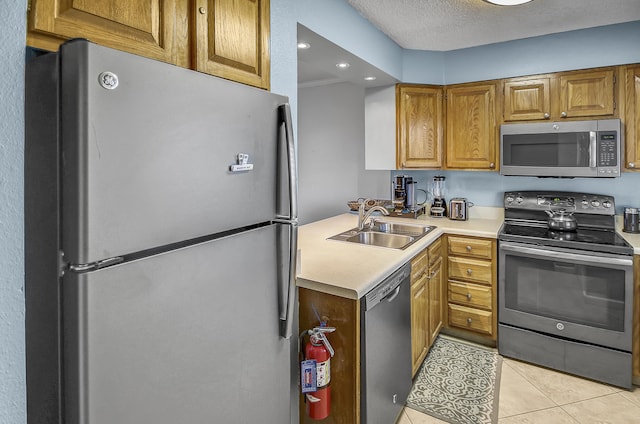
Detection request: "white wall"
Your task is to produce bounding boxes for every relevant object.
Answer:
[298,82,389,224]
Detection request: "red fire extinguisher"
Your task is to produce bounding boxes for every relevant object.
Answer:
[301,327,335,420]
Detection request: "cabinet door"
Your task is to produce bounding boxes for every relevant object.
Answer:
[27,0,188,67]
[445,83,497,170]
[194,0,270,89]
[397,85,443,169]
[503,77,551,121]
[428,257,443,347]
[625,65,640,171]
[559,69,615,118]
[411,275,428,376]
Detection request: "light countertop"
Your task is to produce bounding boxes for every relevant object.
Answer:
[296,207,504,300]
[616,216,640,255]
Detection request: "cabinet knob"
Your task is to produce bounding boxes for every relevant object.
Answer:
[561,111,567,118]
[466,245,472,252]
[466,268,473,275]
[489,162,495,169]
[466,293,472,300]
[544,113,550,119]
[467,317,473,324]
[629,162,636,168]
[199,7,206,14]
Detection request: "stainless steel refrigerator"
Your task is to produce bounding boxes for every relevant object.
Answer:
[25,40,299,424]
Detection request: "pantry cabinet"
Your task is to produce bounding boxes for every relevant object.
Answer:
[26,0,270,89]
[396,84,444,169]
[503,68,617,122]
[410,236,443,376]
[444,235,497,342]
[624,65,640,171]
[445,82,499,170]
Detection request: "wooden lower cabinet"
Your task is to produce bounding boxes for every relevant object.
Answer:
[443,235,497,344]
[298,288,359,424]
[410,236,443,376]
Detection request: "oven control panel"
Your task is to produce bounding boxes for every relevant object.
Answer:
[504,191,615,215]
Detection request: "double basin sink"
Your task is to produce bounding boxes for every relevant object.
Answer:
[328,220,435,250]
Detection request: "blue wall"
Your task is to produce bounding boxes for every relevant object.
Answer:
[2,0,640,420]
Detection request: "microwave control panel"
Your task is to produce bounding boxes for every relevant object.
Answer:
[597,131,619,174]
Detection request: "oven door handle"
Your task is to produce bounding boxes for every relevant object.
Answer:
[500,242,633,267]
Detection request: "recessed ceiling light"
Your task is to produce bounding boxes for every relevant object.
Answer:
[484,0,533,5]
[336,62,350,69]
[297,42,311,49]
[364,76,377,81]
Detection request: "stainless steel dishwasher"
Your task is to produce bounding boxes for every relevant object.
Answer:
[361,262,412,424]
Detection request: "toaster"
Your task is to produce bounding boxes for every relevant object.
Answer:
[449,198,470,221]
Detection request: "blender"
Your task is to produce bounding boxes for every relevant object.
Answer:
[430,176,447,217]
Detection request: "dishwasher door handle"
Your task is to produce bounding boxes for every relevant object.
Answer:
[382,286,401,303]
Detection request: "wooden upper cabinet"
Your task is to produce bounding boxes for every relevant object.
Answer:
[560,69,615,118]
[396,84,443,169]
[503,68,617,122]
[503,77,551,121]
[445,82,498,170]
[625,65,640,171]
[195,0,270,89]
[27,0,270,89]
[27,0,189,67]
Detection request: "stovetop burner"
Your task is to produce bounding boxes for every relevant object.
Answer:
[499,191,633,255]
[499,223,633,255]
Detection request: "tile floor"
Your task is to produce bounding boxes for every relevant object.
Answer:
[397,355,640,424]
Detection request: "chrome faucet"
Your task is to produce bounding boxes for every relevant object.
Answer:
[358,199,390,230]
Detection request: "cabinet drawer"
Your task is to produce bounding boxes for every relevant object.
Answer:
[448,281,492,309]
[411,251,428,281]
[448,256,493,285]
[428,237,442,266]
[448,304,493,335]
[448,236,493,259]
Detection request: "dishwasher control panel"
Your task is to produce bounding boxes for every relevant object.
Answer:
[364,263,410,311]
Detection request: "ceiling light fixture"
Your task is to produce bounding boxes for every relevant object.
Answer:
[364,76,377,81]
[336,62,350,69]
[484,0,533,5]
[297,42,311,49]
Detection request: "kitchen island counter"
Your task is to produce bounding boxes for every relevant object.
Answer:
[296,207,503,299]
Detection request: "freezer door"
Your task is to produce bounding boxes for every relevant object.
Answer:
[58,40,289,264]
[62,225,297,423]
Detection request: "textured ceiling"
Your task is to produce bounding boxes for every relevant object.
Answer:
[346,0,640,51]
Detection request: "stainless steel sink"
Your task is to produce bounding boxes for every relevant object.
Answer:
[370,220,433,236]
[328,221,435,249]
[346,231,415,249]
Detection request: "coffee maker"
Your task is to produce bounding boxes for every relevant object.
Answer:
[390,175,425,218]
[430,176,447,218]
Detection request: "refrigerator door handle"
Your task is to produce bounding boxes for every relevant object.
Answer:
[279,222,298,339]
[277,103,298,222]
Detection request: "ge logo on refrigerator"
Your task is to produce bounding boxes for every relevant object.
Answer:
[556,322,565,331]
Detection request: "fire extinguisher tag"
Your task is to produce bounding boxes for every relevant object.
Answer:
[301,359,317,393]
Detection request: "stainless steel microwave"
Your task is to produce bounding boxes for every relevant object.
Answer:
[500,119,622,178]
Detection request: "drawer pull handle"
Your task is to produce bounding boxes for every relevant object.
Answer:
[466,268,473,275]
[467,317,473,324]
[466,245,472,252]
[466,293,472,300]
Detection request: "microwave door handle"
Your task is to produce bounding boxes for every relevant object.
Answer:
[589,131,597,168]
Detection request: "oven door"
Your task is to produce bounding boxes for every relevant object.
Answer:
[499,241,633,352]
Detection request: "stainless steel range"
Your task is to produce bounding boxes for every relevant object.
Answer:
[498,191,634,389]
